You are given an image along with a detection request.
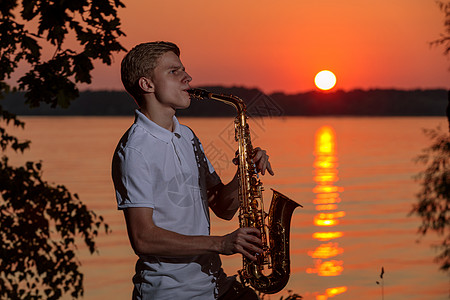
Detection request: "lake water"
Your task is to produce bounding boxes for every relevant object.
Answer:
[3,116,449,300]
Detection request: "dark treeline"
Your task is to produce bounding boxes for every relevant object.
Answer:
[1,86,447,116]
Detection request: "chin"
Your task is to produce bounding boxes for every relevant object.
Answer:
[182,102,191,109]
[176,99,191,110]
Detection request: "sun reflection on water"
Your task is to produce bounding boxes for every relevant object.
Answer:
[307,126,347,299]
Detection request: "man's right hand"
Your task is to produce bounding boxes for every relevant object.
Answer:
[220,227,263,261]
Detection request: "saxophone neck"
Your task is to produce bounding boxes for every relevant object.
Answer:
[187,88,246,115]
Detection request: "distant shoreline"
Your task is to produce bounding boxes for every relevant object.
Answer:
[1,87,448,117]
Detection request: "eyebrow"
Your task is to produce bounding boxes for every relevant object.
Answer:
[167,65,185,71]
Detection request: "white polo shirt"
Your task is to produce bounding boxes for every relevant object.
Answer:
[112,110,228,299]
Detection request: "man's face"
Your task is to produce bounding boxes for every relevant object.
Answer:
[150,51,192,110]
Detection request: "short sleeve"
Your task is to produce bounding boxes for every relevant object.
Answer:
[112,146,155,210]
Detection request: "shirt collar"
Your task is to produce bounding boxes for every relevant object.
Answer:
[135,109,181,143]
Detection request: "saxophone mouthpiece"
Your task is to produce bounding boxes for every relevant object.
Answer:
[187,88,210,100]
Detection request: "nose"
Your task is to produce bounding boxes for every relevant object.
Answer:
[183,71,192,84]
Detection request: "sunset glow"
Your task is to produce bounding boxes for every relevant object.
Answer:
[325,286,348,297]
[313,232,344,241]
[316,204,338,211]
[315,128,336,154]
[314,212,345,227]
[313,197,341,205]
[309,125,347,297]
[313,185,340,194]
[315,286,348,300]
[67,1,448,93]
[306,259,344,276]
[308,243,344,259]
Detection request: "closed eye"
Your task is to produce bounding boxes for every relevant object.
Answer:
[168,65,185,75]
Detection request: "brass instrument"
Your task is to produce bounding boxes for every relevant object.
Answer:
[188,88,302,294]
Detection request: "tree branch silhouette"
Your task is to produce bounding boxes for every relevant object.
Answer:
[410,1,450,271]
[0,0,126,298]
[410,1,450,272]
[411,124,450,273]
[430,1,450,56]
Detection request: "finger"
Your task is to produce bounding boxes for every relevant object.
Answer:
[252,149,264,164]
[237,230,263,249]
[241,232,263,246]
[243,227,262,238]
[248,237,263,249]
[233,237,261,259]
[240,248,258,262]
[252,150,265,172]
[258,156,267,175]
[257,153,269,175]
[266,160,274,176]
[244,242,263,256]
[239,240,263,258]
[260,153,274,176]
[252,147,264,160]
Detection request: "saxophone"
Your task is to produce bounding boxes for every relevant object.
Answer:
[188,88,302,294]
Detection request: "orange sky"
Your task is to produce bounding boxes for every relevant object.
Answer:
[21,1,450,93]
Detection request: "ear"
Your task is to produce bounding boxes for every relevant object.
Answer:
[138,77,154,93]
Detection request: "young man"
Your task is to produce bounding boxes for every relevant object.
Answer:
[112,41,273,299]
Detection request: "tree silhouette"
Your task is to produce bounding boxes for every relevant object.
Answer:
[411,125,450,273]
[0,0,125,298]
[431,1,450,56]
[410,1,450,274]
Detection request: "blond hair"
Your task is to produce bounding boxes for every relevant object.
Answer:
[121,41,180,104]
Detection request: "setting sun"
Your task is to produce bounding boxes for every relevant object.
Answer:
[314,70,337,91]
